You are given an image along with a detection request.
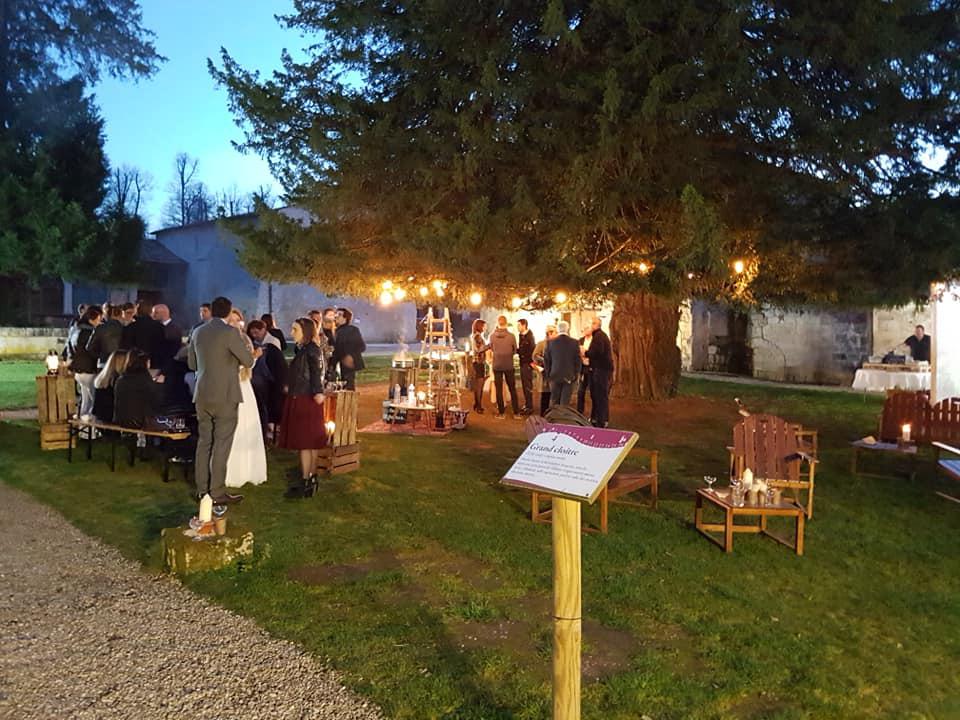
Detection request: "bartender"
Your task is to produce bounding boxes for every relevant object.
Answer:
[903,325,931,362]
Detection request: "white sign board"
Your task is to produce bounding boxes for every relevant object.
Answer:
[501,424,638,504]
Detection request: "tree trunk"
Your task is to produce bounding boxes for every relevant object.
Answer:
[610,292,681,401]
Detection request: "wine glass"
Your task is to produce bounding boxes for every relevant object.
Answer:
[703,475,717,494]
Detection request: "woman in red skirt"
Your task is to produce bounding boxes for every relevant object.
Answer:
[277,317,327,498]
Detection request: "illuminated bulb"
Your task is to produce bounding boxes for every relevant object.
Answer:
[687,272,695,279]
[393,288,407,301]
[379,290,394,305]
[419,286,429,297]
[469,291,483,306]
[431,279,443,290]
[435,287,445,298]
[510,296,523,309]
[554,291,568,304]
[733,259,746,274]
[382,280,393,290]
[637,261,650,274]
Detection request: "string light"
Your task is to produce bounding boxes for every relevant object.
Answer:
[554,291,568,304]
[431,279,443,291]
[469,291,483,306]
[393,288,407,301]
[379,290,394,305]
[381,280,393,290]
[419,286,429,298]
[733,259,746,275]
[510,297,523,309]
[637,261,650,274]
[687,272,695,279]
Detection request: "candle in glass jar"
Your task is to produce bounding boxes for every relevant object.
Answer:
[325,420,336,443]
[742,468,754,488]
[747,488,759,505]
[902,423,911,443]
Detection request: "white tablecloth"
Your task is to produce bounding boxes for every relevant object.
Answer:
[851,369,930,393]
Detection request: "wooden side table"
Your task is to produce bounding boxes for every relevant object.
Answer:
[850,440,918,481]
[694,489,805,555]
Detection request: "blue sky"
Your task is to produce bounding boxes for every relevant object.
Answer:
[92,0,305,231]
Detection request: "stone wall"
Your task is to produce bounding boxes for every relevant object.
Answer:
[871,303,933,357]
[749,307,871,384]
[0,327,66,358]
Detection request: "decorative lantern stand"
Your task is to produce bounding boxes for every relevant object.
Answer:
[318,390,360,475]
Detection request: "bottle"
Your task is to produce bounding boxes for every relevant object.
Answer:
[393,383,401,401]
[408,383,416,405]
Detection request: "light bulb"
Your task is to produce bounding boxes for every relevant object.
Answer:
[419,286,429,297]
[554,291,568,304]
[510,297,523,309]
[733,259,746,274]
[379,290,394,305]
[382,280,393,290]
[393,288,407,301]
[469,291,483,306]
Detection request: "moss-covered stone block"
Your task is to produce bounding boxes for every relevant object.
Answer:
[161,523,254,574]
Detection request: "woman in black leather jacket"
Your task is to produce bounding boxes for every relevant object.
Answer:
[277,317,327,498]
[65,306,102,417]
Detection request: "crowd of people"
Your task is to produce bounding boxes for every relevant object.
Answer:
[469,314,613,427]
[61,298,367,502]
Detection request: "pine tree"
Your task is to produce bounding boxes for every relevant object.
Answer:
[213,0,960,399]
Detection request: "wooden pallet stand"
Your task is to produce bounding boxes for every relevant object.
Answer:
[36,374,77,450]
[320,390,360,474]
[316,443,360,475]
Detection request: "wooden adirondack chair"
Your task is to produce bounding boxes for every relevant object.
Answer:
[728,414,817,519]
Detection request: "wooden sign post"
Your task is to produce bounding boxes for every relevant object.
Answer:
[502,424,637,720]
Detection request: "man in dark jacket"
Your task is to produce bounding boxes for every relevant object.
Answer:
[86,304,124,366]
[585,316,614,427]
[260,313,287,352]
[487,315,520,419]
[516,318,536,415]
[121,302,165,369]
[544,321,582,407]
[151,304,184,372]
[248,320,288,438]
[332,307,366,390]
[577,325,593,416]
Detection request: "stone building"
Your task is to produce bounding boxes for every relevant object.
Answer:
[682,300,933,385]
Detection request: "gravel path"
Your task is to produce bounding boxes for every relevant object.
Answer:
[0,482,384,720]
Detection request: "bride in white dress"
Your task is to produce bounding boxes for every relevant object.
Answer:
[225,309,267,487]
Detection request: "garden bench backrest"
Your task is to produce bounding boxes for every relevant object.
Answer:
[879,390,931,443]
[732,414,801,483]
[929,397,960,446]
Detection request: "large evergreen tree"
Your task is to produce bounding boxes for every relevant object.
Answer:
[214,0,960,399]
[0,0,162,291]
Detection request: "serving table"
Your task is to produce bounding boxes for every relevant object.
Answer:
[852,365,930,393]
[694,489,805,555]
[850,439,918,481]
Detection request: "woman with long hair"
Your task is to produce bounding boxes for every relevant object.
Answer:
[277,317,327,498]
[66,305,103,418]
[92,349,129,423]
[470,318,488,414]
[224,308,268,488]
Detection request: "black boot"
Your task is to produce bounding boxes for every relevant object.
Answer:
[303,474,319,498]
[284,478,306,499]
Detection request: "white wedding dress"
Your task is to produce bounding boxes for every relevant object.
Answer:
[225,369,267,488]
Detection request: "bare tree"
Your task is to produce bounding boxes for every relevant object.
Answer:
[163,152,201,226]
[247,183,275,212]
[105,164,152,218]
[216,184,246,217]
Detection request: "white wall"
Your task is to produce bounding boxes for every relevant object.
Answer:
[0,328,67,358]
[479,302,614,344]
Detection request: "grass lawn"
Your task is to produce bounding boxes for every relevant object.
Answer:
[0,359,44,409]
[1,376,958,719]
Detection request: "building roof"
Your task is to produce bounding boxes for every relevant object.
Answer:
[151,211,257,236]
[139,237,187,265]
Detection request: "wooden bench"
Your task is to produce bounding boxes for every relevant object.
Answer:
[67,418,192,480]
[933,442,960,481]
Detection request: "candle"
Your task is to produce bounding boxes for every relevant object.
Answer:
[747,488,759,505]
[417,390,427,405]
[742,468,754,488]
[772,489,782,505]
[198,494,213,523]
[902,424,911,443]
[325,420,336,444]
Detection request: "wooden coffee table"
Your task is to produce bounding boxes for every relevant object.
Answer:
[850,440,918,481]
[694,489,805,555]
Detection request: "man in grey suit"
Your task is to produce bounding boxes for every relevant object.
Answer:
[543,321,583,408]
[188,296,257,503]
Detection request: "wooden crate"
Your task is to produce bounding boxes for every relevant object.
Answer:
[36,374,76,424]
[316,443,360,475]
[388,366,417,393]
[40,422,75,450]
[324,390,359,447]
